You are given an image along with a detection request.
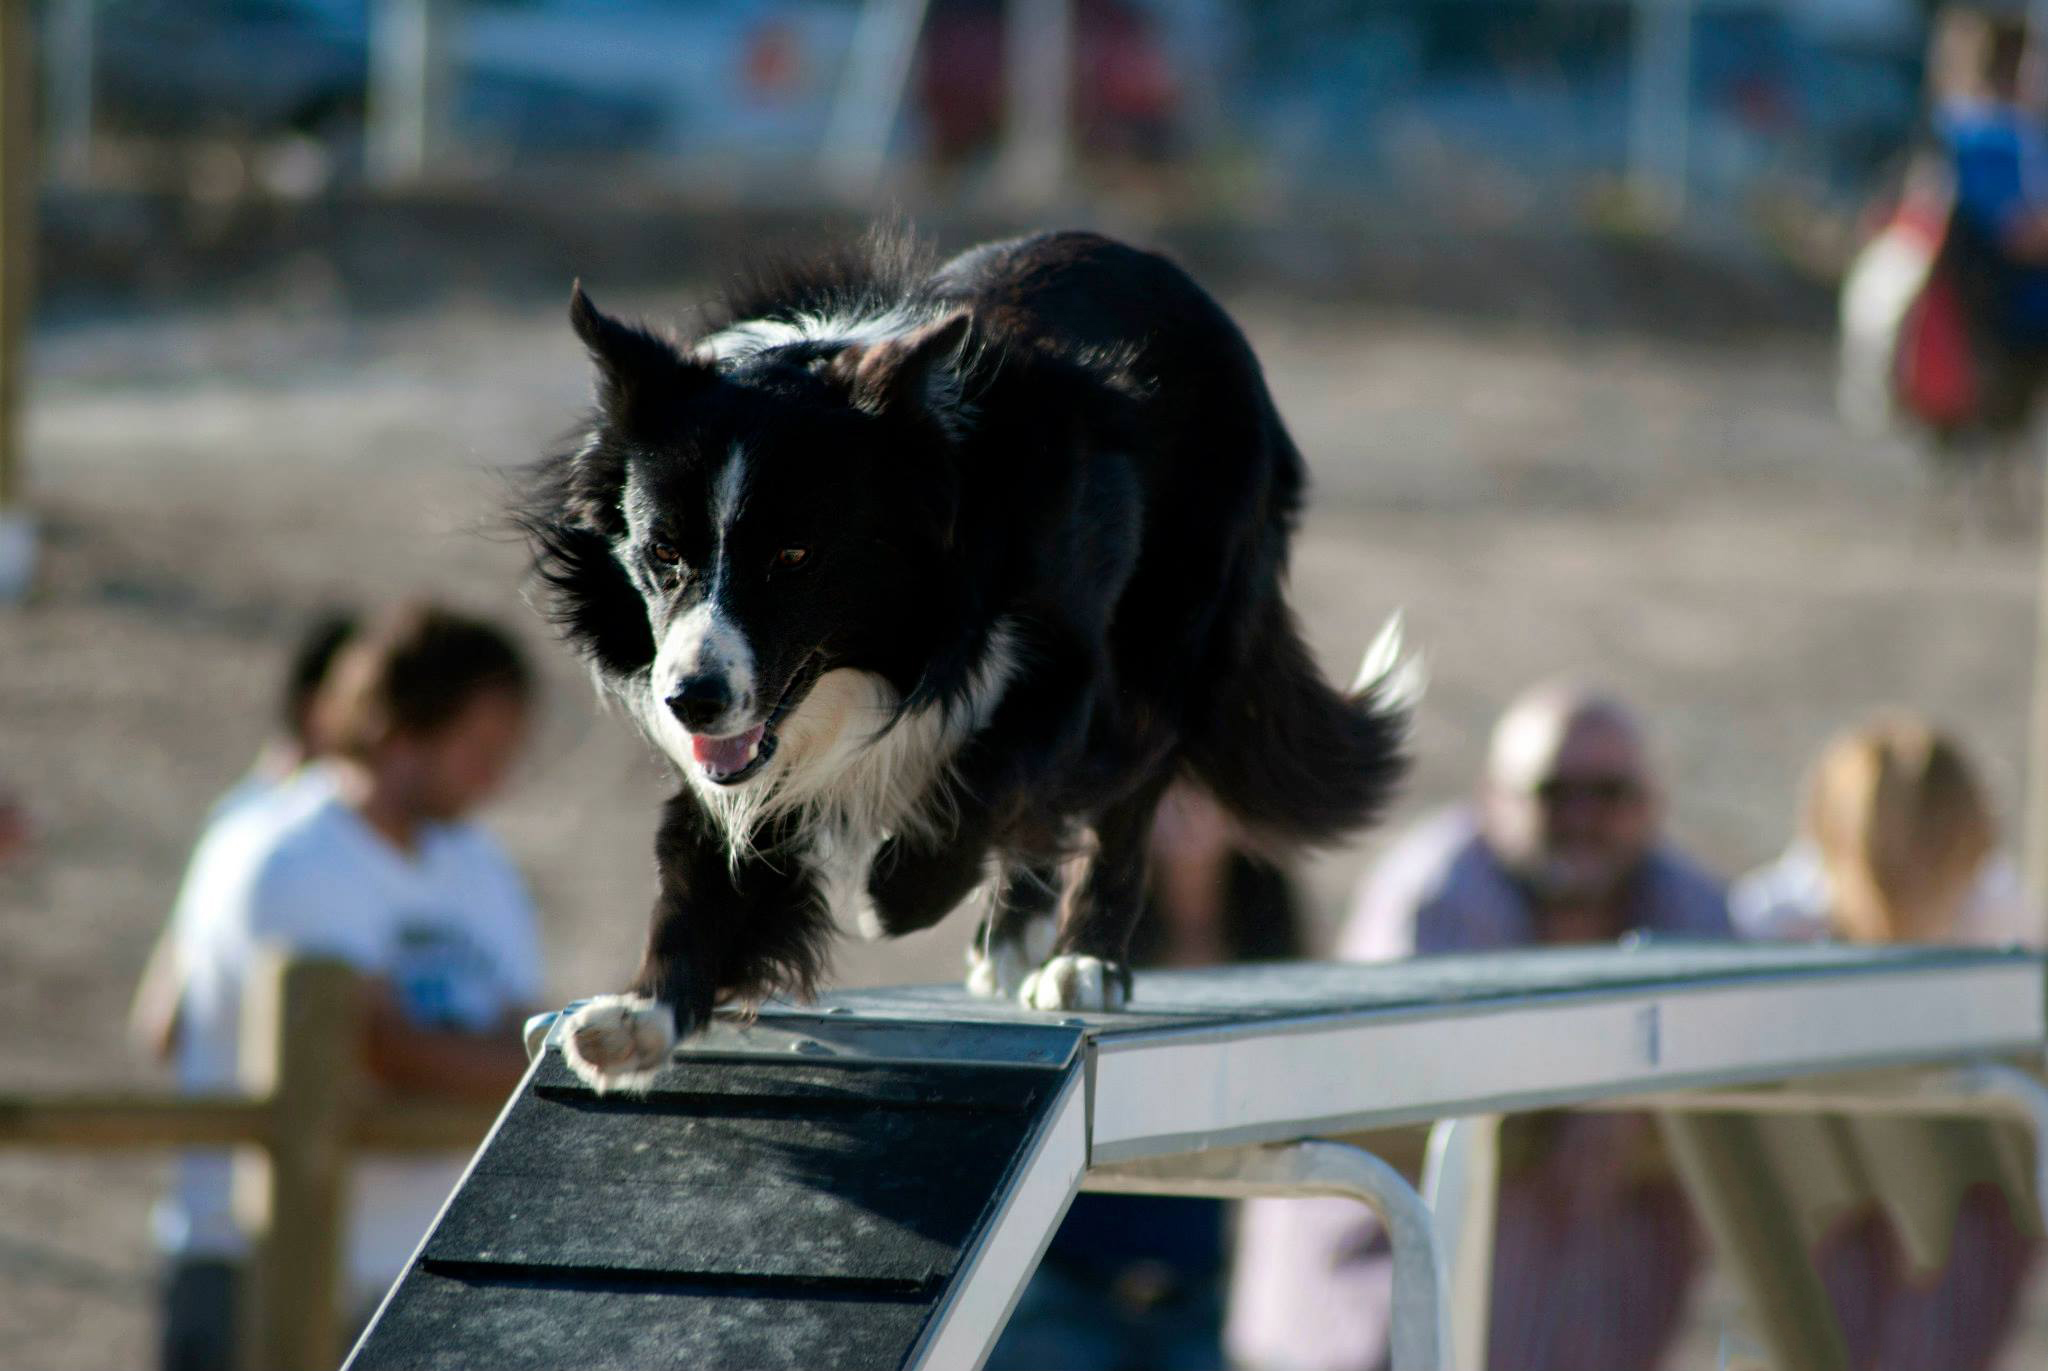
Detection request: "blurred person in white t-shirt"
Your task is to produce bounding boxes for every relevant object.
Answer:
[130,610,359,1065]
[153,603,545,1371]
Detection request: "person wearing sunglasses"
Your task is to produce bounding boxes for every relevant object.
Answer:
[1228,682,1729,1371]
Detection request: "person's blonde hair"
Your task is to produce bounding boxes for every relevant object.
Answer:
[1803,714,1995,944]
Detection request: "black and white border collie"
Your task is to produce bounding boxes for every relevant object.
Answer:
[523,228,1418,1091]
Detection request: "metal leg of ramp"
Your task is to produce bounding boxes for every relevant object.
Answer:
[1422,1114,1501,1371]
[1087,1139,1454,1371]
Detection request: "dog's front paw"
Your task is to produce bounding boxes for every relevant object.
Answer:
[561,994,677,1094]
[1019,955,1130,1013]
[965,916,1055,1000]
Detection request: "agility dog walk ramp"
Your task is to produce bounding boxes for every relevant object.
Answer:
[346,943,2048,1371]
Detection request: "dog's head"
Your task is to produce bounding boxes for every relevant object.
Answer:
[550,287,973,787]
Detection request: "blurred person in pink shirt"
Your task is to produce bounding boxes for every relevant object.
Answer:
[1228,682,1728,1371]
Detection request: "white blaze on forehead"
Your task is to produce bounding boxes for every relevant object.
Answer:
[713,445,749,538]
[649,445,757,730]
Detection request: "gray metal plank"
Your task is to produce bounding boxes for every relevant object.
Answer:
[808,945,2044,1033]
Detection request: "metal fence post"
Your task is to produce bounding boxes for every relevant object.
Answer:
[235,952,363,1371]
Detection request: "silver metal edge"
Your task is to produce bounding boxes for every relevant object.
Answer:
[1087,964,2044,1163]
[905,1064,1089,1371]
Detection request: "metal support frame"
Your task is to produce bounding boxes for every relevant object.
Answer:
[1087,1140,1453,1371]
[1648,1059,2048,1371]
[1953,1062,2048,1228]
[1421,1115,1501,1371]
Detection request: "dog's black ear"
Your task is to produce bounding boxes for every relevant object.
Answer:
[570,283,708,433]
[830,310,973,429]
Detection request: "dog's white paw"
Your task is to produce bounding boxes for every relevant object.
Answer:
[965,916,1056,999]
[1019,954,1129,1013]
[560,994,676,1094]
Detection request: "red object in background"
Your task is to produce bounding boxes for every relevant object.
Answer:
[744,21,802,102]
[1897,270,1980,427]
[1881,185,1980,430]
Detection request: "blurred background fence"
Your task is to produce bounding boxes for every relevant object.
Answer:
[20,0,1944,292]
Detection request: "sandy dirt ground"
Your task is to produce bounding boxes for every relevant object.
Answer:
[2,284,2044,1368]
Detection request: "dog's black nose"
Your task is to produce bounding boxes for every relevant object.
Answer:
[666,676,733,732]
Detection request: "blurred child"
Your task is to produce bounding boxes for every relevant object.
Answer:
[1734,714,2040,1371]
[1733,712,2034,947]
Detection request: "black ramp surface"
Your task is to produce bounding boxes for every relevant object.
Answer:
[348,1027,1082,1371]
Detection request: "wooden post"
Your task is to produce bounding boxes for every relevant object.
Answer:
[235,952,363,1371]
[0,0,35,602]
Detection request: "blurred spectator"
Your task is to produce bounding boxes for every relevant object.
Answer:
[1735,714,2039,1370]
[1735,712,2034,946]
[1933,9,2048,356]
[151,603,544,1371]
[987,782,1302,1371]
[1228,682,1729,1371]
[129,610,358,1062]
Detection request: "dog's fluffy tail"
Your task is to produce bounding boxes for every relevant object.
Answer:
[1187,602,1422,850]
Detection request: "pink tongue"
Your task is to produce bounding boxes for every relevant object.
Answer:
[691,724,766,774]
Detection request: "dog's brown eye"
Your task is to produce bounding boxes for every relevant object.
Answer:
[775,547,810,570]
[650,542,681,567]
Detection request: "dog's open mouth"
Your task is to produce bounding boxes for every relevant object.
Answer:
[690,724,775,785]
[687,655,822,786]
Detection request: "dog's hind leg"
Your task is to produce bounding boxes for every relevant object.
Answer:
[1020,775,1171,1013]
[864,825,993,939]
[965,860,1061,999]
